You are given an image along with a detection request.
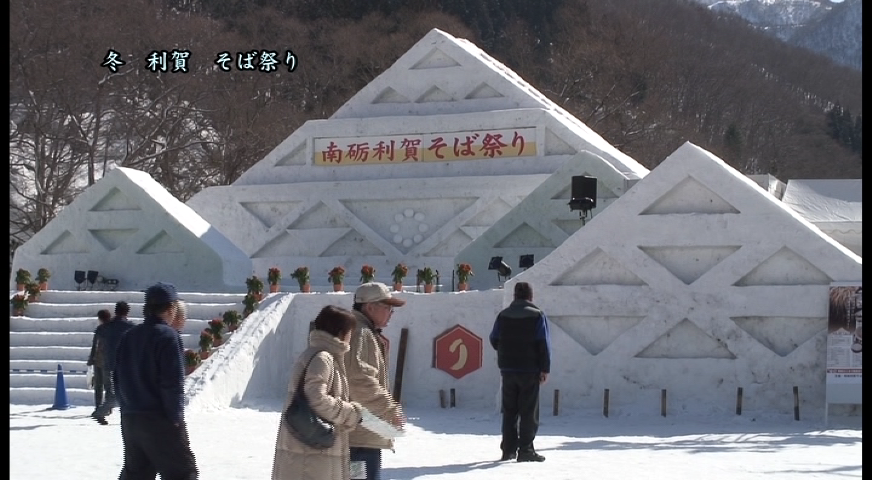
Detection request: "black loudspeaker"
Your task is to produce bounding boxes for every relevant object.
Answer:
[570,176,597,209]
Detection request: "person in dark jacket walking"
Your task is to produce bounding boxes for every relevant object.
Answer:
[86,309,112,408]
[489,281,551,463]
[114,282,198,480]
[91,301,134,425]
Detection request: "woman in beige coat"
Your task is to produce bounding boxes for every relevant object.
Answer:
[272,305,365,480]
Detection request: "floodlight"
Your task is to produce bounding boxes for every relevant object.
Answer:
[568,175,598,224]
[489,256,512,281]
[519,254,534,269]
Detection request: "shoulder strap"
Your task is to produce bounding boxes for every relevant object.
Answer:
[296,350,327,391]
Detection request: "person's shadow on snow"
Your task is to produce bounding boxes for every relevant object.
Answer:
[385,459,507,479]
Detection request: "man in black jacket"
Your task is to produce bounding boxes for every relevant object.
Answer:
[91,301,134,425]
[114,282,198,479]
[86,309,112,409]
[489,281,551,463]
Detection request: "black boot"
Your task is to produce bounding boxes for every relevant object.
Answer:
[517,451,545,462]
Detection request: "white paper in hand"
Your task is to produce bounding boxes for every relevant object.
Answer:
[359,408,404,439]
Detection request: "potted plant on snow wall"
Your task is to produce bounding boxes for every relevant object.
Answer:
[246,275,265,301]
[360,264,376,284]
[15,268,31,291]
[456,263,474,291]
[184,349,201,375]
[223,310,241,332]
[391,263,408,292]
[290,266,311,293]
[198,329,214,360]
[420,267,436,293]
[36,268,51,291]
[328,266,345,292]
[267,267,281,293]
[11,294,28,316]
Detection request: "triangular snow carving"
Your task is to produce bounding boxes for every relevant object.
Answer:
[544,129,577,155]
[410,48,461,69]
[463,198,515,226]
[136,230,184,254]
[552,248,646,286]
[734,247,832,286]
[274,143,306,166]
[42,230,90,254]
[90,187,140,211]
[639,246,741,285]
[322,231,383,256]
[240,201,301,229]
[464,83,503,99]
[551,315,645,356]
[494,223,556,248]
[731,316,824,357]
[90,229,137,252]
[635,319,736,359]
[551,219,582,236]
[641,176,740,215]
[551,183,573,200]
[425,230,474,257]
[252,228,351,258]
[372,87,410,104]
[416,86,455,103]
[288,202,350,229]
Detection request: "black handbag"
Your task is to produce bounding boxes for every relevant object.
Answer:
[284,351,336,449]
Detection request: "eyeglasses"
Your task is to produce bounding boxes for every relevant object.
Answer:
[377,303,395,313]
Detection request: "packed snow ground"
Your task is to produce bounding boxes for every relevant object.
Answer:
[10,403,861,479]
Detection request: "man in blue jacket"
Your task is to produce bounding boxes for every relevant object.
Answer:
[489,281,551,463]
[91,301,134,425]
[114,282,198,479]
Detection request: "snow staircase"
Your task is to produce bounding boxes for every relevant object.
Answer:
[9,289,246,406]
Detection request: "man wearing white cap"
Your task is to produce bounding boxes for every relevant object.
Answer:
[347,282,407,480]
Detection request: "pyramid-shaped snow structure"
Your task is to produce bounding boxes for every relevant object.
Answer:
[11,167,252,292]
[188,28,647,282]
[506,142,861,413]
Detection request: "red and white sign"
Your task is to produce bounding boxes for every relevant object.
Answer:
[433,325,483,380]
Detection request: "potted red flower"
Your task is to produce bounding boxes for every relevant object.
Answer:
[456,263,474,291]
[360,265,376,284]
[267,267,281,293]
[391,263,408,292]
[184,349,201,375]
[328,266,346,292]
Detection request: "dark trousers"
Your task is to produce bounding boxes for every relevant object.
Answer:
[500,371,541,455]
[94,371,116,417]
[118,412,198,480]
[350,447,382,480]
[93,366,105,407]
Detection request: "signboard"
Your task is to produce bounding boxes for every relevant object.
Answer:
[432,325,483,380]
[313,128,537,165]
[825,282,862,423]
